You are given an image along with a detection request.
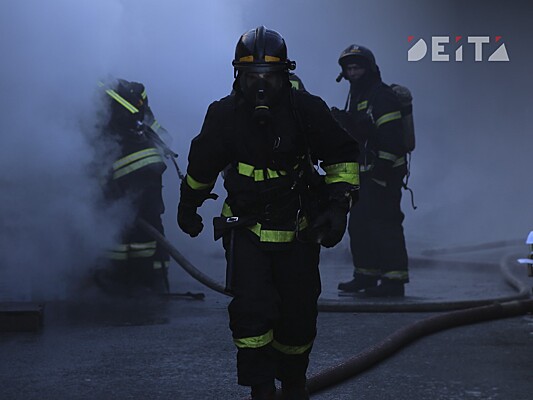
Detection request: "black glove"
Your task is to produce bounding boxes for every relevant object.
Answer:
[310,204,348,248]
[177,203,203,237]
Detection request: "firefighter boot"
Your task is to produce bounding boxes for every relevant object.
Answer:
[251,381,276,400]
[338,274,378,292]
[281,379,309,400]
[364,278,405,297]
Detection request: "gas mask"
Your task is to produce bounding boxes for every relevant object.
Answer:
[239,71,286,125]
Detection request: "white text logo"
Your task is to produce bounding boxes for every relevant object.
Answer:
[407,36,510,62]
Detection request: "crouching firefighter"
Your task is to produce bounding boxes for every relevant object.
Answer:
[95,79,171,296]
[177,26,359,400]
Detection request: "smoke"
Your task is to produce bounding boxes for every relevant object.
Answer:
[1,0,531,300]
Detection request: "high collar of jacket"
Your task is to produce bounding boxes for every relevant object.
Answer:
[349,69,382,100]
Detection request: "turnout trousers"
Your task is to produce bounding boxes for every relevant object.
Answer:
[224,229,321,386]
[348,169,409,282]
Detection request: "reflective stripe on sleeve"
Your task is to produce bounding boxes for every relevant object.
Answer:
[357,100,368,111]
[186,174,215,190]
[375,111,401,128]
[377,151,399,162]
[323,162,360,185]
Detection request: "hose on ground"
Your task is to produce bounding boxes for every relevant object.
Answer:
[421,239,523,256]
[303,298,533,397]
[139,219,530,312]
[139,220,533,399]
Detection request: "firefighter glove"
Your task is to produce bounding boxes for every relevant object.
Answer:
[311,204,348,248]
[177,203,203,237]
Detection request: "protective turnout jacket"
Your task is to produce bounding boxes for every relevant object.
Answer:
[347,79,407,183]
[184,89,360,244]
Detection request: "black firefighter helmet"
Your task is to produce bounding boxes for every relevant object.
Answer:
[232,26,296,75]
[232,26,296,122]
[103,79,147,130]
[336,44,378,82]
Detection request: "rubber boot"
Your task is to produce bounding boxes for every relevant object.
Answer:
[364,278,405,297]
[251,381,276,400]
[281,379,309,400]
[338,274,378,292]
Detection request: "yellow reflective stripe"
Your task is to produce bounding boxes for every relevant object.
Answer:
[238,162,255,177]
[237,162,287,182]
[128,241,157,259]
[153,261,170,270]
[323,162,360,185]
[129,242,157,251]
[323,162,359,174]
[375,111,401,128]
[357,100,368,111]
[113,155,165,179]
[272,340,313,355]
[392,157,406,168]
[290,80,300,90]
[237,55,281,62]
[378,151,399,162]
[186,174,215,191]
[106,89,139,114]
[108,251,127,260]
[257,228,295,243]
[108,242,157,260]
[357,268,381,276]
[382,271,409,280]
[113,148,161,170]
[129,248,157,258]
[222,202,304,243]
[141,89,147,99]
[234,329,273,349]
[150,120,161,132]
[222,202,232,217]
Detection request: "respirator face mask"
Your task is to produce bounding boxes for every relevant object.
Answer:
[239,71,285,124]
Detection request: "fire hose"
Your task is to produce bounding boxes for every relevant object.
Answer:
[138,219,530,311]
[137,219,533,397]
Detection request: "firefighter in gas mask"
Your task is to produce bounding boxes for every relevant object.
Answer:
[333,44,410,297]
[177,26,359,399]
[94,79,170,296]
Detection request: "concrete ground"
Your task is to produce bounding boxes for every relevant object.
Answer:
[1,242,532,400]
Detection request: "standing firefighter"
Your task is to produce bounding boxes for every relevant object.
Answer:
[95,79,170,295]
[334,44,409,297]
[177,27,359,399]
